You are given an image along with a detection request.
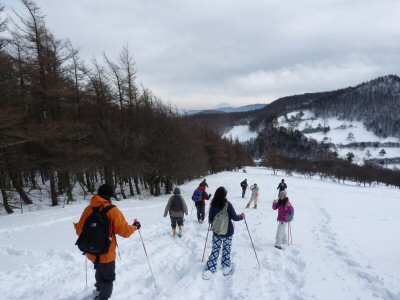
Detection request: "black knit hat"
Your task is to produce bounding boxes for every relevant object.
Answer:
[97,183,116,200]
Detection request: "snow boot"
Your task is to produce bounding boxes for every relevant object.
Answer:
[222,265,234,276]
[202,270,213,280]
[93,289,100,298]
[178,225,183,238]
[172,228,176,236]
[254,203,258,209]
[246,203,250,208]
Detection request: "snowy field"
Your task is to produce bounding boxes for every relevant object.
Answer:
[223,125,258,142]
[277,111,400,169]
[1,167,400,300]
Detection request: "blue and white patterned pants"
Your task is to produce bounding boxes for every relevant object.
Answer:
[205,234,233,273]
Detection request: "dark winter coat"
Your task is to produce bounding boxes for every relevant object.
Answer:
[196,185,211,204]
[164,195,188,218]
[208,201,243,237]
[277,182,287,191]
[240,180,248,190]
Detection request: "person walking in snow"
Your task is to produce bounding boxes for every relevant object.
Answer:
[192,183,211,224]
[203,186,245,280]
[74,183,141,300]
[199,178,209,188]
[277,179,287,192]
[164,187,188,237]
[272,190,294,250]
[240,179,248,198]
[246,183,259,209]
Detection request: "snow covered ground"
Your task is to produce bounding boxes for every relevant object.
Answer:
[277,111,400,169]
[223,125,258,142]
[1,167,400,300]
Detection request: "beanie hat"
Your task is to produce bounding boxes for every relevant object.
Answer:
[279,190,287,199]
[173,187,181,195]
[97,183,115,199]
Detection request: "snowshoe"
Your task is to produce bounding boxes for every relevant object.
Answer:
[274,245,284,250]
[222,264,234,276]
[202,270,213,280]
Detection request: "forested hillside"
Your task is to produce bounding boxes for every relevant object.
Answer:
[0,1,252,214]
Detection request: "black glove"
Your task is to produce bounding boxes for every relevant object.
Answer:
[208,193,211,197]
[133,220,141,229]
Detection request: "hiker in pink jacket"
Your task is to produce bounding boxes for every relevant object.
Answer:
[272,190,294,250]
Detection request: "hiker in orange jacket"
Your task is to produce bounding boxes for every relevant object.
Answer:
[74,183,141,300]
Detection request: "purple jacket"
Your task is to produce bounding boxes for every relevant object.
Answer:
[272,198,294,222]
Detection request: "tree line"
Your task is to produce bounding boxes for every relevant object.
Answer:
[0,1,252,214]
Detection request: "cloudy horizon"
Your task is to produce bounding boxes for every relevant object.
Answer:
[2,0,400,110]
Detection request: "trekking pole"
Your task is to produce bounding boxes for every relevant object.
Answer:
[85,256,88,287]
[244,219,261,268]
[135,220,157,288]
[190,204,194,220]
[288,222,293,246]
[202,223,211,262]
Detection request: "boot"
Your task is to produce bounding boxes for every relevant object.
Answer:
[246,202,250,208]
[172,228,176,236]
[254,203,258,209]
[178,225,183,237]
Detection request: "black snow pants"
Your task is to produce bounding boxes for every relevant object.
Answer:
[95,261,116,300]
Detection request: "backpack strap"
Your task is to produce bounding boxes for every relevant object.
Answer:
[93,204,115,269]
[102,204,115,214]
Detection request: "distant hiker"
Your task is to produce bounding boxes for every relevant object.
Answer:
[164,187,188,237]
[277,179,287,192]
[199,178,209,188]
[246,183,259,209]
[203,186,245,280]
[74,183,141,300]
[272,190,294,250]
[240,179,248,198]
[192,184,211,224]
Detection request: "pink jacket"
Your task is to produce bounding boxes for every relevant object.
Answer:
[272,199,294,222]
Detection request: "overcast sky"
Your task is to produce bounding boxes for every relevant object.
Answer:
[3,0,400,110]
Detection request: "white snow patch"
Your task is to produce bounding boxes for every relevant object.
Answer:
[223,125,258,142]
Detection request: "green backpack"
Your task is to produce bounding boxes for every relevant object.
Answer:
[212,203,229,235]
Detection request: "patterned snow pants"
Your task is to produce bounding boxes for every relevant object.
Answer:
[205,234,233,273]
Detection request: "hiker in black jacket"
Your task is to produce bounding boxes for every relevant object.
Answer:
[277,179,287,192]
[240,179,248,198]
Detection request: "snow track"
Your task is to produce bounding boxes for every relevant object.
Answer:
[1,167,399,299]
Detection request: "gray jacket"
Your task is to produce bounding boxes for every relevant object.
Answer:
[164,195,188,218]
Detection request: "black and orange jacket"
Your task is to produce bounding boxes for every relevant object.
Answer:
[74,195,136,263]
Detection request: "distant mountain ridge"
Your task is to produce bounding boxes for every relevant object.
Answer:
[184,103,266,115]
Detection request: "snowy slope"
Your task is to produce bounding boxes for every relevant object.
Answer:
[277,111,400,169]
[1,167,400,300]
[223,125,258,142]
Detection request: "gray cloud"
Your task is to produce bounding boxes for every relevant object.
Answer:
[3,0,400,109]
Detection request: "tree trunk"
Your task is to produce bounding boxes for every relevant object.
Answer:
[63,172,74,204]
[128,177,135,197]
[134,175,141,194]
[57,171,63,195]
[10,172,32,204]
[119,179,127,199]
[30,170,38,189]
[49,170,58,206]
[0,175,13,214]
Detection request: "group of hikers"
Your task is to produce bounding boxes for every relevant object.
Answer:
[74,178,293,299]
